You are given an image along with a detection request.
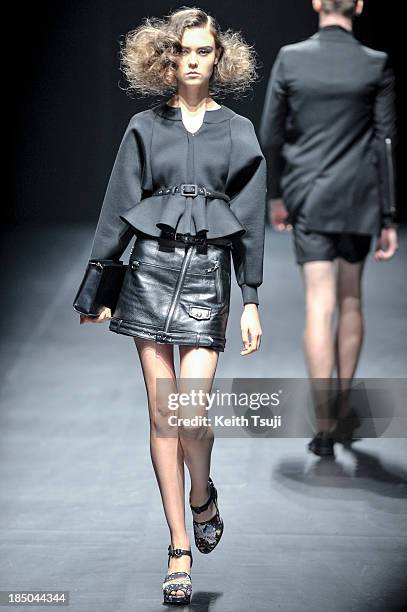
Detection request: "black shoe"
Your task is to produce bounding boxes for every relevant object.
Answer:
[162,544,193,605]
[189,477,224,554]
[332,415,362,446]
[308,432,335,457]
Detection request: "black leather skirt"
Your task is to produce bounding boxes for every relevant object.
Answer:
[109,233,232,352]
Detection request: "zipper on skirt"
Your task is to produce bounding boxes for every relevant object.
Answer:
[163,245,195,332]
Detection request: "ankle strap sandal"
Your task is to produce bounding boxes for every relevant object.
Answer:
[162,544,193,605]
[189,476,224,554]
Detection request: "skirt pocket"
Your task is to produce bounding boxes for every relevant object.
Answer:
[113,258,179,327]
[180,263,222,308]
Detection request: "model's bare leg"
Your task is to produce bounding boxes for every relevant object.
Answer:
[134,337,188,597]
[335,258,366,419]
[178,346,219,523]
[301,261,337,432]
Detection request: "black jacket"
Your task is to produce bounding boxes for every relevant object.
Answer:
[88,102,266,305]
[259,25,397,235]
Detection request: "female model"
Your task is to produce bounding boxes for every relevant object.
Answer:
[77,7,266,605]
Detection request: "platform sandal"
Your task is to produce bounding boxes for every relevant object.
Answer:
[162,544,193,605]
[189,476,224,554]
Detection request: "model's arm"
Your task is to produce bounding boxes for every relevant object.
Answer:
[89,116,144,262]
[227,116,267,307]
[259,49,289,200]
[76,116,144,323]
[372,54,398,262]
[373,54,397,230]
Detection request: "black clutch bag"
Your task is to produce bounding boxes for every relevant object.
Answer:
[73,259,128,317]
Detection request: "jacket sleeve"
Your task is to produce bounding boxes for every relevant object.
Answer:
[373,54,397,229]
[226,116,267,306]
[259,49,289,198]
[88,116,144,261]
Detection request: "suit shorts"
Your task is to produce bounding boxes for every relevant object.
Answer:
[292,214,372,265]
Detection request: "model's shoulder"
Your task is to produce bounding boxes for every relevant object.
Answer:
[214,104,235,118]
[353,43,390,75]
[277,38,317,58]
[358,44,388,62]
[127,106,158,126]
[228,112,262,153]
[227,109,255,129]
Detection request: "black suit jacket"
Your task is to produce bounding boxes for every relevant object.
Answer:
[259,25,397,235]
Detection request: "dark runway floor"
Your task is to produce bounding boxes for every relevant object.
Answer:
[0,224,406,611]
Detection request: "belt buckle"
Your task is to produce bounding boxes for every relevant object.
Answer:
[176,233,191,244]
[180,183,198,197]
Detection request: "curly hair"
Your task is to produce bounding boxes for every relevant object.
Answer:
[119,6,259,99]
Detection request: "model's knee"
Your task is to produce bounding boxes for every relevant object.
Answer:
[338,294,362,314]
[305,293,335,320]
[179,421,209,441]
[149,396,174,429]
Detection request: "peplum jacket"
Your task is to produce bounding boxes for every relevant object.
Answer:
[88,101,267,305]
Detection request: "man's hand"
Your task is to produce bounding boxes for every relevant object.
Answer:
[80,306,112,324]
[240,304,262,355]
[374,227,398,261]
[269,198,292,232]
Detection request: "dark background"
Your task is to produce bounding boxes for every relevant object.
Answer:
[7,0,404,227]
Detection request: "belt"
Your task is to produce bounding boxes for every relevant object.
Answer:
[158,231,232,248]
[153,183,230,203]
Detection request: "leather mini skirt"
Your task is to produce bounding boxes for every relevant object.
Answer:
[109,233,232,352]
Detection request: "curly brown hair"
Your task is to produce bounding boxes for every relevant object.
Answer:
[119,6,259,99]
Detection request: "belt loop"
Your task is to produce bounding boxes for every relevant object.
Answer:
[195,333,200,348]
[196,239,207,255]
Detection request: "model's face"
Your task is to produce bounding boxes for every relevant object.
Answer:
[174,27,220,88]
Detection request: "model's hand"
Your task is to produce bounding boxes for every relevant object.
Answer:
[240,304,262,355]
[80,306,112,324]
[374,227,398,261]
[269,198,292,232]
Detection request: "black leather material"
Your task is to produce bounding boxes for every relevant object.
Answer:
[153,184,231,203]
[158,229,232,248]
[72,259,127,317]
[109,236,231,351]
